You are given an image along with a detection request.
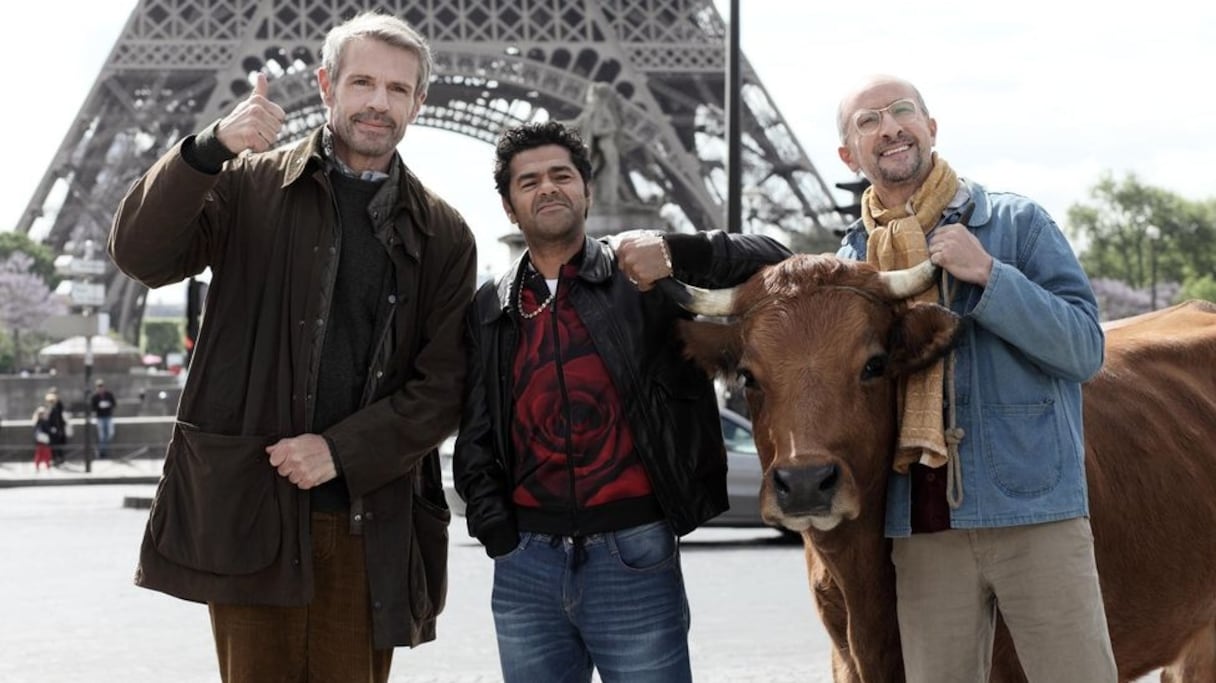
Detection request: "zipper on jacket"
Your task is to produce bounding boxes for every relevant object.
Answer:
[500,322,518,488]
[548,278,580,536]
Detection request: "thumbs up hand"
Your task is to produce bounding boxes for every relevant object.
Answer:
[216,72,287,154]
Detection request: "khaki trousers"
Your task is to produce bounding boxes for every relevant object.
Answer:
[892,517,1117,683]
[209,512,393,683]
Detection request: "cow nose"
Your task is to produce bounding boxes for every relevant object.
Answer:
[772,463,840,515]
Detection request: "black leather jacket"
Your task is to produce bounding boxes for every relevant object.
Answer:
[454,231,790,556]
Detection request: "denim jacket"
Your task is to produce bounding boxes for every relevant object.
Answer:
[837,179,1104,537]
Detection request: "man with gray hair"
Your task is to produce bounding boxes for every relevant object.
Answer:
[111,11,476,681]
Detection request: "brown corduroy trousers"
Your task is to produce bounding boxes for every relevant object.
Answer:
[208,512,393,683]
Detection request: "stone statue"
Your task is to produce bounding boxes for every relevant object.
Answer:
[570,83,625,207]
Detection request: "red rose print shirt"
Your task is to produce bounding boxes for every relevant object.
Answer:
[511,266,656,531]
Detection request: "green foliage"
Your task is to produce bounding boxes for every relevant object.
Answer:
[1179,274,1216,303]
[1067,173,1216,291]
[0,327,55,374]
[0,332,15,373]
[0,231,59,286]
[142,319,183,360]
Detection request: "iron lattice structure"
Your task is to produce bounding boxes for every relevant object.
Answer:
[20,0,846,343]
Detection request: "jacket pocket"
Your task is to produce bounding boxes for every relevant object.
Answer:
[980,401,1064,497]
[149,424,280,575]
[408,492,451,621]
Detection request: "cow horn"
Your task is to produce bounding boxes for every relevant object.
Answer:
[877,260,939,300]
[657,278,740,317]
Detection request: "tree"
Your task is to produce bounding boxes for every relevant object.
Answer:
[1089,278,1150,321]
[143,319,183,364]
[0,252,64,371]
[0,231,59,287]
[1066,173,1216,318]
[1179,275,1216,304]
[1066,173,1216,290]
[0,333,15,373]
[1090,277,1184,321]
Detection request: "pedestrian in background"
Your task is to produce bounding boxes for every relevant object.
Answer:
[33,406,54,472]
[90,378,117,459]
[44,390,67,467]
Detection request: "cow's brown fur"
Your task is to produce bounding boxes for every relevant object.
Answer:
[679,254,1216,682]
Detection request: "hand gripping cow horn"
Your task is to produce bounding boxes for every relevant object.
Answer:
[877,202,975,300]
[603,234,740,316]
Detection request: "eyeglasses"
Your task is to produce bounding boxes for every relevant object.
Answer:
[851,98,921,136]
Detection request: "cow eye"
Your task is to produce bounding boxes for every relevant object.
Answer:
[737,368,760,391]
[861,354,888,380]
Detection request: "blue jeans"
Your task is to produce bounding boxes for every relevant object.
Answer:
[491,521,691,683]
[95,416,115,457]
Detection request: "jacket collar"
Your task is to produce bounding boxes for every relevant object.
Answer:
[280,128,325,188]
[958,178,991,226]
[488,235,616,322]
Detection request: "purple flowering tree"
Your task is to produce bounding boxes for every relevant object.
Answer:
[1091,277,1182,322]
[0,252,64,371]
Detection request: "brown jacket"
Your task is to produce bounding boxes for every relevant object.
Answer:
[110,127,477,648]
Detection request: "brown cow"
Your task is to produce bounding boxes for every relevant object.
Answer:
[673,253,1216,682]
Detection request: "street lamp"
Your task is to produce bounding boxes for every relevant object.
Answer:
[53,239,106,473]
[1145,224,1161,310]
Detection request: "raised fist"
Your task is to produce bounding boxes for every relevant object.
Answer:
[609,230,673,292]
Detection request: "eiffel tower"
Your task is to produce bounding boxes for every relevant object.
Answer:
[18,0,847,344]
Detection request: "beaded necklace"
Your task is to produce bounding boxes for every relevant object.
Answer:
[518,278,556,319]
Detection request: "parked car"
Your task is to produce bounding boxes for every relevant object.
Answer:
[439,407,785,534]
[712,407,766,528]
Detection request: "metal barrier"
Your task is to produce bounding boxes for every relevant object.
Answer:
[0,416,174,463]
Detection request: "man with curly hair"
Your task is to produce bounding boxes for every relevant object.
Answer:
[455,120,790,682]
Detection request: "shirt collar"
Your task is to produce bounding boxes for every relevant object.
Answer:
[322,126,391,183]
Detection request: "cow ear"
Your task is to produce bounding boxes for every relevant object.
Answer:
[677,319,742,377]
[888,302,961,376]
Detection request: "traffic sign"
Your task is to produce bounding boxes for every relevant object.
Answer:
[54,254,108,277]
[42,313,101,337]
[69,281,106,307]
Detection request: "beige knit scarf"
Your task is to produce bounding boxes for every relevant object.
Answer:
[861,153,958,473]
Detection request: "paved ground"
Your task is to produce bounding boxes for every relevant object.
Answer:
[0,477,834,683]
[0,465,1160,682]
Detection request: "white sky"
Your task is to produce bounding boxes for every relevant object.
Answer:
[3,0,1213,305]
